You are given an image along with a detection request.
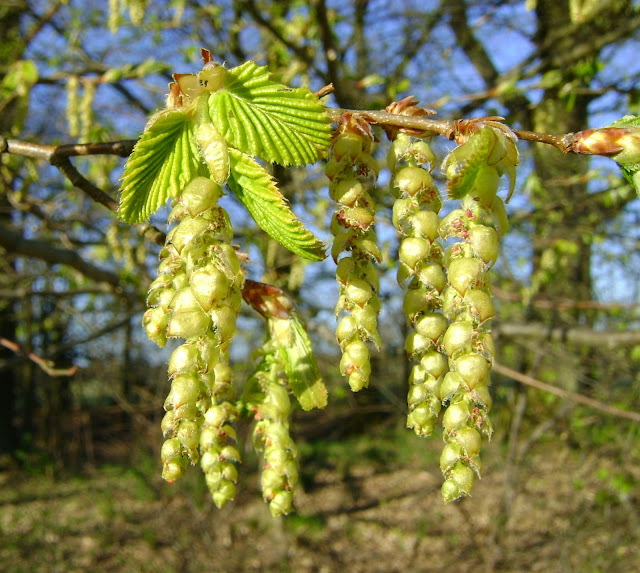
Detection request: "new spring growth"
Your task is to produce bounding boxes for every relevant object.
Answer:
[385,97,447,437]
[327,113,381,392]
[146,176,244,507]
[437,122,518,503]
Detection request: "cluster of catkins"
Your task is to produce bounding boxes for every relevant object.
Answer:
[387,113,516,501]
[388,132,447,438]
[327,114,382,392]
[248,349,299,517]
[143,176,244,507]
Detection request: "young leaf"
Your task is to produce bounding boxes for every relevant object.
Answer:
[119,111,205,223]
[227,148,326,261]
[209,61,332,166]
[270,316,328,411]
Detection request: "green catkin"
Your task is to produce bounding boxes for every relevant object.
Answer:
[437,125,517,502]
[326,114,381,392]
[79,79,96,142]
[66,75,79,138]
[389,133,447,437]
[144,176,244,506]
[245,346,298,517]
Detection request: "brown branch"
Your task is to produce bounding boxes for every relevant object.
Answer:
[1,137,166,246]
[0,337,78,377]
[495,322,640,348]
[493,362,640,423]
[0,224,135,298]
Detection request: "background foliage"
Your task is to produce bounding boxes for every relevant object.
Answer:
[2,0,640,570]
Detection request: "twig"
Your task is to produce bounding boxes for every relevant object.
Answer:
[0,337,77,377]
[493,362,640,423]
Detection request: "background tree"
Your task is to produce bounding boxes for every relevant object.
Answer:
[1,0,640,570]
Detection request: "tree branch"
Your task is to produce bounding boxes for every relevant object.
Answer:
[0,224,133,297]
[493,362,640,423]
[0,337,78,377]
[495,322,640,348]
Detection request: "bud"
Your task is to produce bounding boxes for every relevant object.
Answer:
[189,265,230,311]
[331,177,365,206]
[394,166,435,197]
[447,257,484,296]
[468,225,499,266]
[453,353,490,389]
[442,399,470,433]
[180,176,223,216]
[143,306,169,347]
[463,289,495,323]
[269,490,294,517]
[399,237,431,270]
[442,322,473,357]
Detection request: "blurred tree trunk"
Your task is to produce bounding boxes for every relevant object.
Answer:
[0,1,28,459]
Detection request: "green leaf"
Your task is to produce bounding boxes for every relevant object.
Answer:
[609,114,640,129]
[119,111,205,222]
[209,61,332,166]
[270,316,327,411]
[227,148,326,261]
[445,127,518,200]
